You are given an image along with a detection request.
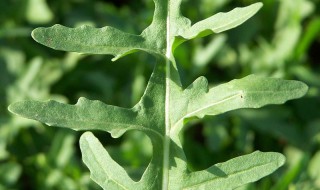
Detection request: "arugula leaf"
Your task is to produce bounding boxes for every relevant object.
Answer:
[9,0,308,189]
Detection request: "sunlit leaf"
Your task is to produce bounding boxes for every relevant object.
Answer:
[8,0,309,189]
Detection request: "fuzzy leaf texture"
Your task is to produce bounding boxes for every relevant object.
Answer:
[9,1,308,190]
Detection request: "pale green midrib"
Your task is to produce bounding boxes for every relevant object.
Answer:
[162,1,171,190]
[87,139,130,190]
[182,160,278,189]
[171,93,242,135]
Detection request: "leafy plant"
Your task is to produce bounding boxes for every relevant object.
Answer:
[8,1,308,189]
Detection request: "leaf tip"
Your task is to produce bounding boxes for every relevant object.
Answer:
[8,100,55,123]
[253,151,286,167]
[245,2,263,19]
[8,101,27,116]
[255,2,264,9]
[300,82,309,96]
[111,55,121,61]
[278,153,286,166]
[80,131,94,142]
[31,24,64,48]
[79,132,95,151]
[7,103,16,114]
[266,151,286,167]
[110,129,127,138]
[248,2,263,12]
[289,80,309,100]
[31,27,44,43]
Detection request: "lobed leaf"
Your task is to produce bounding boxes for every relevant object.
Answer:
[8,0,310,189]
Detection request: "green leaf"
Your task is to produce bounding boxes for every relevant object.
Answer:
[80,132,138,189]
[183,151,285,190]
[179,3,263,39]
[9,0,309,189]
[31,25,146,60]
[9,97,142,138]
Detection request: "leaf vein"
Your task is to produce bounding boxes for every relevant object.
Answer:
[171,92,242,133]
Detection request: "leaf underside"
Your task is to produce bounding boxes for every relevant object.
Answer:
[9,0,308,190]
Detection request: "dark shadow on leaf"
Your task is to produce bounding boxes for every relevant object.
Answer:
[205,165,228,177]
[141,95,154,109]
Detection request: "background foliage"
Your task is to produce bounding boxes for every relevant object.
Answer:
[0,0,319,189]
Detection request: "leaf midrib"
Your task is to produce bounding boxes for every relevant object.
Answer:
[171,92,243,135]
[162,1,172,189]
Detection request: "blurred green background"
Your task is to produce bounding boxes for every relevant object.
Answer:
[1,0,320,189]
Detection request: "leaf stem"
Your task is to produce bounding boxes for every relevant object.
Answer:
[162,6,172,189]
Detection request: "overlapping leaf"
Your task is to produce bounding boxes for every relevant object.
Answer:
[9,0,308,189]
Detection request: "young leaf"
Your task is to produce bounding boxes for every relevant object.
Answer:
[9,0,309,189]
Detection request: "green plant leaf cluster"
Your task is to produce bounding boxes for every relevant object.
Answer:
[7,0,310,189]
[2,0,319,189]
